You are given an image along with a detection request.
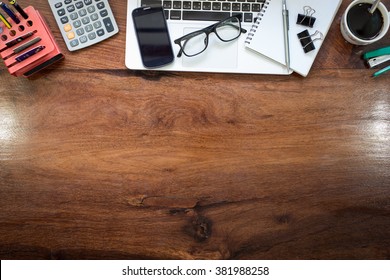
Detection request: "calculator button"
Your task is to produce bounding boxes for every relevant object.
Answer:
[70,39,79,47]
[65,0,72,4]
[55,2,62,8]
[100,9,108,17]
[82,17,90,24]
[103,17,114,33]
[79,9,87,17]
[96,29,105,37]
[93,21,101,29]
[57,8,66,16]
[90,13,98,21]
[70,12,78,20]
[67,31,75,40]
[97,2,105,9]
[73,19,81,28]
[85,24,93,32]
[76,28,85,35]
[84,0,93,5]
[60,16,69,24]
[75,1,84,9]
[64,23,72,32]
[88,32,96,40]
[87,6,95,13]
[80,35,88,43]
[67,5,75,12]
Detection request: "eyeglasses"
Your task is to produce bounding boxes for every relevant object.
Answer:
[174,15,247,58]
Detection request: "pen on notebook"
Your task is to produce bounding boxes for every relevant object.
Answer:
[0,11,11,28]
[9,0,28,19]
[0,1,20,24]
[282,0,290,72]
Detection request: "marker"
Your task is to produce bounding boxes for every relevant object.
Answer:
[9,0,28,19]
[0,1,19,24]
[13,37,42,54]
[0,11,11,28]
[373,64,390,77]
[2,37,42,59]
[5,31,35,48]
[15,45,45,62]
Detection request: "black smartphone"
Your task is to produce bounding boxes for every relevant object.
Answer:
[132,6,174,68]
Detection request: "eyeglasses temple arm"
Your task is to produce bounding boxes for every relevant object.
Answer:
[177,48,183,58]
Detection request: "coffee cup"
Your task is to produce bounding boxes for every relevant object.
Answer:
[341,0,390,45]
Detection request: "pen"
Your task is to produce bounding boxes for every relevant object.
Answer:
[2,37,42,59]
[5,31,35,47]
[373,64,390,77]
[9,0,28,19]
[0,11,11,28]
[0,1,19,24]
[282,0,290,72]
[13,37,42,54]
[15,45,45,62]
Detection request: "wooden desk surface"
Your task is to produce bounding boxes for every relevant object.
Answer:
[1,0,389,260]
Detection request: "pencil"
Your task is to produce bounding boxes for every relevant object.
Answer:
[0,11,11,29]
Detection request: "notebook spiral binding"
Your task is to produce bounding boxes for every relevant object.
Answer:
[244,0,271,44]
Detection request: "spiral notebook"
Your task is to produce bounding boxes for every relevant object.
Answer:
[245,0,342,77]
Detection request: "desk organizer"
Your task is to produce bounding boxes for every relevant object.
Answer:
[0,6,63,77]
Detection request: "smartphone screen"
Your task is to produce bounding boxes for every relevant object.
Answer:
[132,7,174,68]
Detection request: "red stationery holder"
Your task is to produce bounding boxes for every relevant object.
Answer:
[0,6,63,77]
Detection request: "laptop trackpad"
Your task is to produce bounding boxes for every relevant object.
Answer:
[181,27,238,69]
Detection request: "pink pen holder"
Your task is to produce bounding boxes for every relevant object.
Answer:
[0,6,63,77]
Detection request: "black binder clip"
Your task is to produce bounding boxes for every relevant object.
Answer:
[297,30,323,53]
[297,6,316,28]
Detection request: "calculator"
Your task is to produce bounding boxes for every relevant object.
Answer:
[48,0,119,51]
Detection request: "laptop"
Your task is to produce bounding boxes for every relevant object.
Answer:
[125,0,290,74]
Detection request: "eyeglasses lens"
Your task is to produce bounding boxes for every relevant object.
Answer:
[215,17,241,41]
[181,31,208,57]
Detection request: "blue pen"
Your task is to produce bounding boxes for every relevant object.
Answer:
[373,64,390,77]
[0,1,19,24]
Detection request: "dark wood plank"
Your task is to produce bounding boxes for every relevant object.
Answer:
[1,69,389,259]
[1,0,390,260]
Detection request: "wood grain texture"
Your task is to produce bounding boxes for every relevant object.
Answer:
[1,0,390,259]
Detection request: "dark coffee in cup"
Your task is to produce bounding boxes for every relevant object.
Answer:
[347,3,384,40]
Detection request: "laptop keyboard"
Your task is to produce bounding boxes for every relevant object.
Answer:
[140,0,266,22]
